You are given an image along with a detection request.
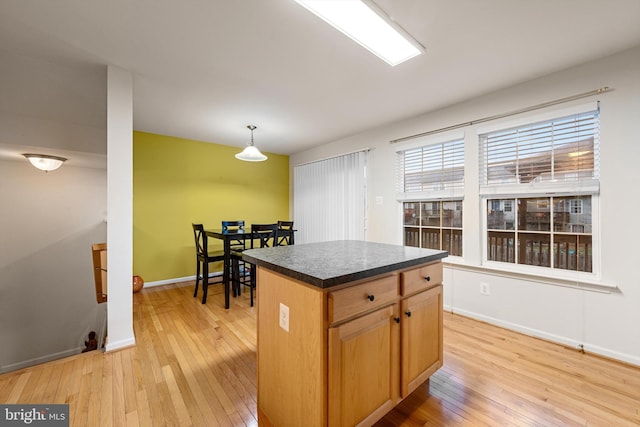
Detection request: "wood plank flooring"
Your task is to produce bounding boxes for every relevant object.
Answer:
[1,281,639,426]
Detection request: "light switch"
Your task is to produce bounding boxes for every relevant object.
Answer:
[279,303,290,332]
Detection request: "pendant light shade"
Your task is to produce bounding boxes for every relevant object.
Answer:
[23,153,67,172]
[235,125,267,162]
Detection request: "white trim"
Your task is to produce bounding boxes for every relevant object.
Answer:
[144,272,222,288]
[0,348,83,374]
[479,180,599,197]
[443,260,614,292]
[446,307,639,367]
[397,189,464,201]
[105,336,136,353]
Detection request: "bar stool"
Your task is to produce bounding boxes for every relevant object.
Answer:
[221,220,248,298]
[245,223,278,306]
[192,224,224,304]
[276,220,294,246]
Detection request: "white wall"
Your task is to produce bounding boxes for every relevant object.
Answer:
[291,46,640,366]
[0,52,108,372]
[0,160,107,372]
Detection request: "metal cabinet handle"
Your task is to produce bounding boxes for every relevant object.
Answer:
[394,317,400,324]
[424,276,431,282]
[367,294,375,302]
[405,311,412,317]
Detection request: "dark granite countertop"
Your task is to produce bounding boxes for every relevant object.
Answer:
[242,240,448,289]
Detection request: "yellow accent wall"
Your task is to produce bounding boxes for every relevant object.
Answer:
[133,131,290,282]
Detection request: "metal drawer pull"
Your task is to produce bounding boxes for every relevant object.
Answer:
[367,294,375,302]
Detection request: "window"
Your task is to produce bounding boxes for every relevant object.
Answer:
[397,138,464,198]
[570,199,583,214]
[487,196,592,271]
[397,137,464,256]
[404,200,462,256]
[480,111,599,188]
[480,109,599,274]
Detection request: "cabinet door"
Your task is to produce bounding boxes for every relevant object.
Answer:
[328,304,399,427]
[400,284,443,397]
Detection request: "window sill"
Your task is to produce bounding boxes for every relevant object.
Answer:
[442,258,617,293]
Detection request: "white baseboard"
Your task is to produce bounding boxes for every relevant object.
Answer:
[105,336,136,352]
[0,347,82,374]
[448,306,640,367]
[144,271,223,288]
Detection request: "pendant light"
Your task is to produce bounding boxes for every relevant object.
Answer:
[23,153,67,172]
[235,125,268,162]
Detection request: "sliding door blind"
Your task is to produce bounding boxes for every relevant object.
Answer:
[396,138,464,200]
[294,151,367,244]
[480,111,600,190]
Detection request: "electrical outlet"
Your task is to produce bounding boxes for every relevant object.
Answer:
[279,303,290,332]
[480,282,490,296]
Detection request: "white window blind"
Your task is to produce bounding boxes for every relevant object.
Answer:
[480,110,600,194]
[293,151,367,244]
[396,138,464,201]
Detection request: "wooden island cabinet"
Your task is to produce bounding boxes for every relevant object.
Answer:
[243,240,447,427]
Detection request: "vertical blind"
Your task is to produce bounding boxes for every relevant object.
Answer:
[480,111,600,188]
[293,151,367,244]
[396,138,464,200]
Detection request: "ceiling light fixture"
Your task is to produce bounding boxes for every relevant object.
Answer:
[235,125,268,162]
[22,153,67,172]
[294,0,425,66]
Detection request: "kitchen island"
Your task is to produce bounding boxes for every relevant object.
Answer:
[243,240,448,427]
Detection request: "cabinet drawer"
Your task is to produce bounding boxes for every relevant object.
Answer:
[400,262,442,296]
[328,275,398,324]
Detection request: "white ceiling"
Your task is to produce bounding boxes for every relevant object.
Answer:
[1,0,640,156]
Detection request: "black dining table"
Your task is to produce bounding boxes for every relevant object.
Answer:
[205,227,295,309]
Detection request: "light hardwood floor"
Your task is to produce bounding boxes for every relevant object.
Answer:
[1,281,639,426]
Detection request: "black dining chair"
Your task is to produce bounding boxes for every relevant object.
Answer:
[192,223,224,304]
[244,223,278,307]
[222,220,246,251]
[276,220,294,246]
[221,220,248,298]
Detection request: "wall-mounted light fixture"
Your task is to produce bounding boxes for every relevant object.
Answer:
[235,125,268,162]
[22,153,67,172]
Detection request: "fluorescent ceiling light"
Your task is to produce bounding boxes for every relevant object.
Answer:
[294,0,425,66]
